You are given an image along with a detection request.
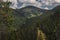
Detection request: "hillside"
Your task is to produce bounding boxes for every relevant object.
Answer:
[0,3,60,40]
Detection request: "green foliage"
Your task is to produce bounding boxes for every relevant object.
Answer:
[0,2,16,40]
[0,4,60,40]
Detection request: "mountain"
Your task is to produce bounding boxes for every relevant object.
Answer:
[12,5,60,40]
[12,6,54,27]
[0,2,60,40]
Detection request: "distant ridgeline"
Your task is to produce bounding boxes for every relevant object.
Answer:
[1,0,60,10]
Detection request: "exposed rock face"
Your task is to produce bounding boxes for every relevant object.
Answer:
[3,0,60,10]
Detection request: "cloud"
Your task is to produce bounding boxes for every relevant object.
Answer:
[55,0,60,2]
[3,0,60,10]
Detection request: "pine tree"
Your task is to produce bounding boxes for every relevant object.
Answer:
[0,1,15,40]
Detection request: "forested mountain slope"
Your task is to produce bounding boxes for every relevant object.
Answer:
[0,2,60,40]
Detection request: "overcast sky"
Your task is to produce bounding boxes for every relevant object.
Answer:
[3,0,60,10]
[3,0,60,3]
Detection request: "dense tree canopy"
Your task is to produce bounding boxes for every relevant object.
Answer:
[0,2,60,40]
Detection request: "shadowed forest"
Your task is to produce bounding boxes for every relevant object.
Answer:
[0,2,60,40]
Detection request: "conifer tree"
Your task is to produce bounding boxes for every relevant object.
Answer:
[0,1,15,40]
